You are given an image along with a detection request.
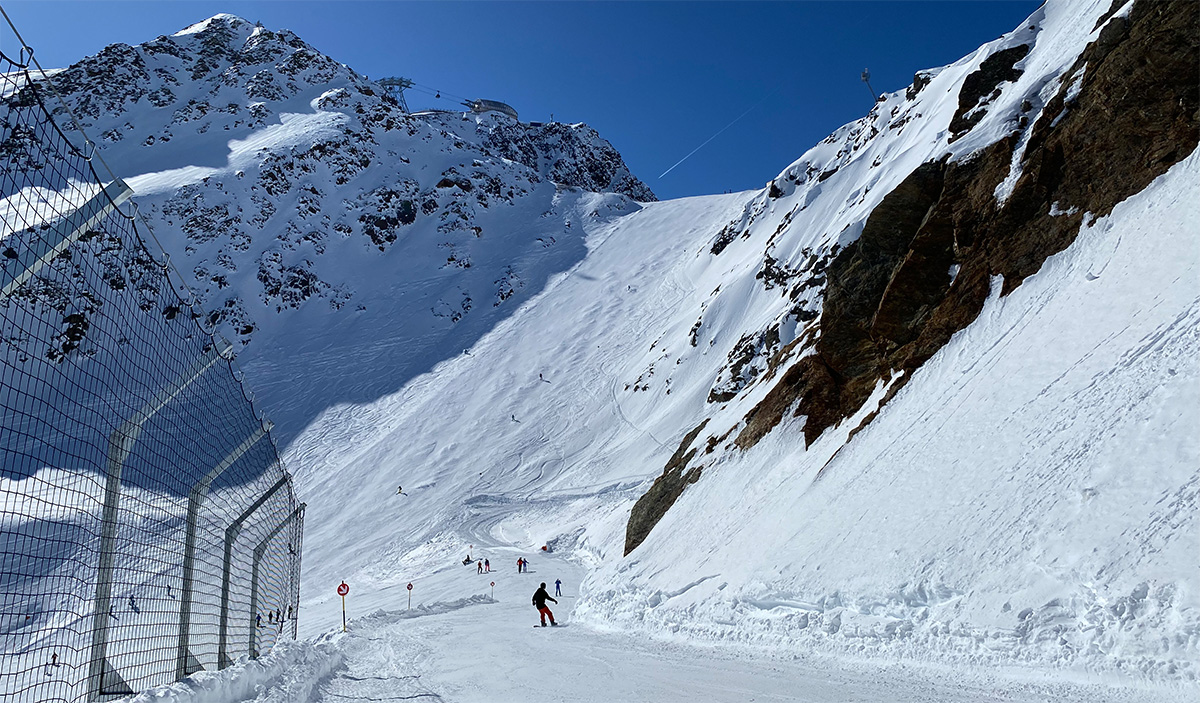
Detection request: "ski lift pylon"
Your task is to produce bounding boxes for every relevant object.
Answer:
[861,68,879,102]
[377,77,414,112]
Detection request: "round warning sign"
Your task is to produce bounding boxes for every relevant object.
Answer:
[337,582,349,596]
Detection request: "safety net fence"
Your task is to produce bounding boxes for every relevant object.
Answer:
[0,12,304,703]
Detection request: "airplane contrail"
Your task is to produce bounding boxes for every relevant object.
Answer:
[659,97,770,179]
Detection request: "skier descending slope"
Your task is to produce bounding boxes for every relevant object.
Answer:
[532,583,558,627]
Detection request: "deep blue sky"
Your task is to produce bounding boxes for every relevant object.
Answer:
[2,1,1039,200]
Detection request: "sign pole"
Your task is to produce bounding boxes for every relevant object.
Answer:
[337,582,350,632]
[490,581,495,600]
[407,582,413,611]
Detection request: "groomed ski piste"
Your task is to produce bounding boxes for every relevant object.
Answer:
[26,0,1194,700]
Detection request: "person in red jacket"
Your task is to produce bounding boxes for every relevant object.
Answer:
[532,583,557,626]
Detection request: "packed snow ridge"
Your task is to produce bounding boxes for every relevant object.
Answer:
[39,0,1200,700]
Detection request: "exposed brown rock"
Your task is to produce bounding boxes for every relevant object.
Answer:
[736,354,839,450]
[739,0,1198,450]
[906,71,934,101]
[1092,0,1128,31]
[949,44,1030,137]
[624,419,709,555]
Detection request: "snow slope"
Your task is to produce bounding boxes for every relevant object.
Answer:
[267,0,1198,695]
[280,160,1197,695]
[581,146,1200,679]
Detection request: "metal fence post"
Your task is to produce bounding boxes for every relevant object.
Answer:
[87,340,230,701]
[217,472,289,669]
[0,179,132,300]
[248,504,305,660]
[290,509,305,641]
[174,422,271,680]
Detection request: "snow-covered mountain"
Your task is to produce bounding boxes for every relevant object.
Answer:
[23,0,1199,698]
[38,13,653,441]
[278,0,1196,688]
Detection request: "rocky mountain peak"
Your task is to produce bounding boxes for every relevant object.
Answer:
[21,13,653,340]
[43,14,652,202]
[1,14,655,440]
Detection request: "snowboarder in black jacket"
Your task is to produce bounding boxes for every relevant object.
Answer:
[532,583,557,626]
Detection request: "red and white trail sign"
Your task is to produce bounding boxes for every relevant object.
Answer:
[406,582,413,610]
[338,581,349,631]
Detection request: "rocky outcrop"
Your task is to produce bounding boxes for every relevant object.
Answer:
[739,0,1198,450]
[948,44,1030,138]
[629,0,1199,551]
[625,420,708,555]
[482,120,656,202]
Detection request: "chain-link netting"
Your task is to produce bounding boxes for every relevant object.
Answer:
[0,17,304,703]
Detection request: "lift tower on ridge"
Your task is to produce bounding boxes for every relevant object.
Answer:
[378,77,414,112]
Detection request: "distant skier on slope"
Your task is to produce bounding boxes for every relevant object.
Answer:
[484,558,490,572]
[477,560,484,574]
[532,582,558,626]
[555,579,562,596]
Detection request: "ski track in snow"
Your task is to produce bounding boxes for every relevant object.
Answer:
[136,545,1193,703]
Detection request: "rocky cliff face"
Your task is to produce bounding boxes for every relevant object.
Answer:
[626,0,1198,555]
